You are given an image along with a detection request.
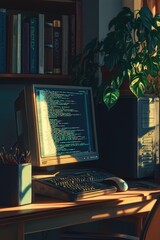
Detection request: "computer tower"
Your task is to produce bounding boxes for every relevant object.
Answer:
[96,95,159,179]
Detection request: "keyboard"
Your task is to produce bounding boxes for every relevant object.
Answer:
[33,169,117,201]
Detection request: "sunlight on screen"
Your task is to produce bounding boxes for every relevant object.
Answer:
[36,92,57,157]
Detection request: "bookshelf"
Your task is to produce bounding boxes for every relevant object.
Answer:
[0,0,82,84]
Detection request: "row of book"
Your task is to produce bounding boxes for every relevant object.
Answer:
[0,8,76,74]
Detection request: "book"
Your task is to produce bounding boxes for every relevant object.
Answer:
[44,21,53,74]
[11,13,22,73]
[68,14,76,74]
[0,8,6,73]
[22,16,30,73]
[38,13,44,74]
[53,18,62,74]
[29,15,38,74]
[12,14,18,73]
[17,13,22,73]
[62,15,69,75]
[6,13,13,73]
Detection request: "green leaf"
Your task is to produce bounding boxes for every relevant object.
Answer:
[153,13,160,29]
[111,73,124,89]
[103,87,120,109]
[109,7,133,30]
[129,73,148,97]
[104,54,120,71]
[147,57,160,77]
[139,6,153,30]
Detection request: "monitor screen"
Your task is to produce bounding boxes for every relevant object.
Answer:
[15,84,99,168]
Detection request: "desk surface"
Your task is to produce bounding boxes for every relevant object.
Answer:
[0,188,160,236]
[0,187,160,240]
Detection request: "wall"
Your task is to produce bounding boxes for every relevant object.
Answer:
[82,0,122,45]
[82,0,99,46]
[99,0,122,40]
[98,0,122,79]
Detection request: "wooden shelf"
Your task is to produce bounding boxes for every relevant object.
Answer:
[0,74,73,84]
[0,0,79,12]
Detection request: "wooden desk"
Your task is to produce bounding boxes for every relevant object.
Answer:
[0,189,160,240]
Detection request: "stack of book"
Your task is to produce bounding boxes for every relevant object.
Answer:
[0,9,76,75]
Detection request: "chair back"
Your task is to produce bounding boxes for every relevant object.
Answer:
[140,197,160,240]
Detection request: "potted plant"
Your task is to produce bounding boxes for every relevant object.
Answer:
[73,6,160,109]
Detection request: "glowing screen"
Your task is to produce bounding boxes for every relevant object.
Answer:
[34,86,98,160]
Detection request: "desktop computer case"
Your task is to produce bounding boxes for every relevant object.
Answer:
[96,95,159,179]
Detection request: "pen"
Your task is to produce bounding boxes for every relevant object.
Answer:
[0,146,31,165]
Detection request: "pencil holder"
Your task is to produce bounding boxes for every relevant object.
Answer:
[0,163,32,206]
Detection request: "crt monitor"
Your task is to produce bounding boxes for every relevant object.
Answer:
[15,84,99,168]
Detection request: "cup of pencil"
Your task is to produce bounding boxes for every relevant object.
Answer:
[0,146,32,206]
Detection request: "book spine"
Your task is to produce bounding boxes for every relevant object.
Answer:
[6,13,13,73]
[0,8,6,73]
[38,13,44,74]
[62,15,69,75]
[29,16,38,74]
[12,14,18,73]
[53,18,62,74]
[68,14,76,74]
[44,21,53,74]
[22,17,30,73]
[17,13,22,73]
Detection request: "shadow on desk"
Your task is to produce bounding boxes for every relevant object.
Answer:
[0,188,160,240]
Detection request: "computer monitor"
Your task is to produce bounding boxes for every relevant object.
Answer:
[15,84,99,169]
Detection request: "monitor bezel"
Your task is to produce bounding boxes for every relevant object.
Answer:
[23,84,99,168]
